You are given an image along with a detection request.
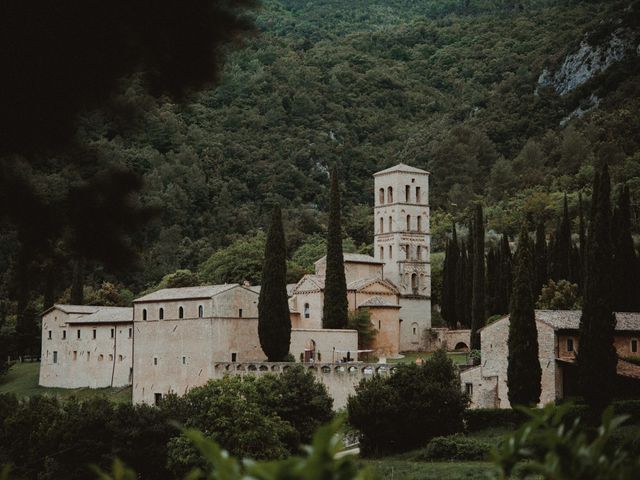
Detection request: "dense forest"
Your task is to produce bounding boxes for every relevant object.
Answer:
[1,0,639,352]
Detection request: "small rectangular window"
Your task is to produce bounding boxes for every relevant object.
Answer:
[154,393,162,406]
[73,351,77,360]
[93,329,97,339]
[567,338,574,352]
[153,357,158,366]
[238,309,243,318]
[416,186,421,203]
[465,382,473,396]
[632,339,638,353]
[231,352,237,362]
[128,328,132,339]
[62,330,66,340]
[77,329,81,339]
[48,330,52,340]
[110,328,115,339]
[53,351,58,363]
[182,356,186,365]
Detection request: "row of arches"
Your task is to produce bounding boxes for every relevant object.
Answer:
[141,305,205,321]
[378,214,424,234]
[378,185,423,205]
[214,362,396,376]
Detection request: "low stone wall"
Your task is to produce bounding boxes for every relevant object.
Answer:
[210,362,395,410]
[425,328,471,353]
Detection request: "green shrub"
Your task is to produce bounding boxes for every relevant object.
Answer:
[422,434,491,461]
[347,349,468,455]
[463,408,526,432]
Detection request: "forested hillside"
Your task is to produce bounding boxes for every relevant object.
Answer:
[1,0,639,328]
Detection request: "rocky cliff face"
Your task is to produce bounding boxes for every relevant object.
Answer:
[538,27,639,96]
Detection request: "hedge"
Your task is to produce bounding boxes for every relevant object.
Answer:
[421,435,491,461]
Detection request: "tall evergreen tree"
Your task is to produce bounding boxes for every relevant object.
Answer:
[455,242,470,328]
[322,166,348,329]
[470,204,486,350]
[486,246,499,316]
[578,164,617,410]
[552,194,571,281]
[442,225,459,328]
[578,193,586,291]
[533,221,548,300]
[258,205,291,361]
[497,234,513,314]
[507,223,541,406]
[612,185,640,311]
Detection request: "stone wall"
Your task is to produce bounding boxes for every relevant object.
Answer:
[290,328,358,363]
[398,296,431,351]
[40,310,132,388]
[425,328,471,352]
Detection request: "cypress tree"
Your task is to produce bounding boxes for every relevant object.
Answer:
[498,234,513,314]
[578,164,617,410]
[470,203,485,350]
[486,246,499,316]
[455,242,469,328]
[552,194,571,281]
[322,165,348,329]
[612,185,640,311]
[507,223,541,406]
[442,225,459,328]
[578,193,586,291]
[533,221,548,300]
[258,205,291,361]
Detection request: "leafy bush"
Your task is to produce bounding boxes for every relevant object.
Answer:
[536,279,581,310]
[347,349,468,455]
[463,408,526,432]
[422,434,491,461]
[493,403,640,480]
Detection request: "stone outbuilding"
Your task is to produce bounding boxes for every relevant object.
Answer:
[461,310,640,408]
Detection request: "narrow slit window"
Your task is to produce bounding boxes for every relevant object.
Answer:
[48,330,52,340]
[406,215,411,231]
[179,306,184,319]
[417,216,422,232]
[379,188,385,204]
[238,308,243,318]
[77,329,81,339]
[379,217,384,233]
[416,186,421,203]
[567,338,574,352]
[110,328,115,339]
[198,305,204,318]
[388,216,392,231]
[380,246,384,260]
[389,245,393,259]
[632,339,638,353]
[405,185,410,202]
[142,309,147,321]
[304,303,310,319]
[92,329,96,339]
[128,328,132,339]
[387,186,393,203]
[159,308,164,320]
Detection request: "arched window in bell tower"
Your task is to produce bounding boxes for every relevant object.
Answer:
[379,188,385,204]
[417,215,422,232]
[417,245,422,260]
[416,186,421,203]
[405,185,410,202]
[380,246,384,260]
[389,245,393,259]
[387,186,393,203]
[379,216,384,233]
[406,215,411,231]
[388,216,392,232]
[411,273,418,293]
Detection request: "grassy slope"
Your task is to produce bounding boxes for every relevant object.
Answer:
[364,459,497,479]
[389,351,469,365]
[0,362,131,403]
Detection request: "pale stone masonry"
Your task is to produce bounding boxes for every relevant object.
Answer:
[39,305,133,388]
[461,310,640,408]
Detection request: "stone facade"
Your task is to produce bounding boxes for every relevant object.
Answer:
[373,164,432,350]
[39,305,133,388]
[461,310,640,408]
[425,328,471,353]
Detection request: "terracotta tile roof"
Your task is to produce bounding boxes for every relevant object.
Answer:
[347,277,399,293]
[536,310,640,331]
[315,253,383,265]
[66,307,132,324]
[374,163,430,176]
[616,359,640,380]
[358,296,401,308]
[134,284,239,302]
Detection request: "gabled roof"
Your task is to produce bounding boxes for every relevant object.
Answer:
[314,253,383,266]
[133,284,240,303]
[291,275,325,293]
[66,307,132,324]
[374,163,430,176]
[43,304,124,316]
[358,296,401,308]
[483,310,640,333]
[347,277,399,294]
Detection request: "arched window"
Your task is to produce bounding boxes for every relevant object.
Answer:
[179,306,184,319]
[405,185,410,202]
[380,246,384,260]
[198,305,204,318]
[417,246,422,260]
[389,245,393,259]
[411,273,418,293]
[406,215,411,231]
[388,216,392,231]
[159,308,164,320]
[387,186,393,203]
[416,186,421,203]
[412,322,419,336]
[142,309,147,321]
[304,303,310,319]
[417,215,422,232]
[379,188,385,204]
[379,217,384,233]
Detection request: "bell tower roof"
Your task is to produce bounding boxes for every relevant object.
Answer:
[374,163,430,176]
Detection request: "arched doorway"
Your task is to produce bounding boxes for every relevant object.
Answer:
[304,339,316,363]
[454,342,469,352]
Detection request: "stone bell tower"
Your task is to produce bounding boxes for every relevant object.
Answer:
[373,163,431,350]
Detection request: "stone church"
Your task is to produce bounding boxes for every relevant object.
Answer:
[39,164,433,405]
